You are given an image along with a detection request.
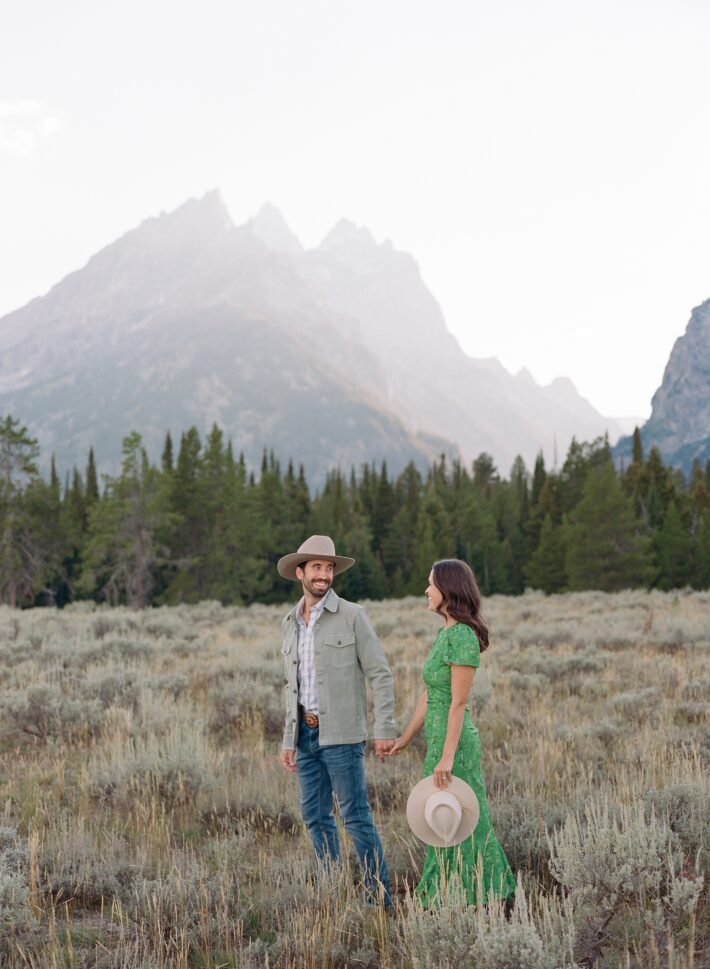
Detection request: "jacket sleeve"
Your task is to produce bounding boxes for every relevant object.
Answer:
[281,615,296,750]
[354,607,397,739]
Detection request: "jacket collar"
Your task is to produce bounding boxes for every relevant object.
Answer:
[323,588,339,612]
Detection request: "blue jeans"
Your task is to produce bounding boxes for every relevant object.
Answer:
[296,720,392,905]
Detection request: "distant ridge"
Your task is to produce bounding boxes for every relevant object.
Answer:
[615,299,710,474]
[0,191,623,480]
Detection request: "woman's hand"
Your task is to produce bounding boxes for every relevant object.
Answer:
[433,754,454,789]
[386,736,409,756]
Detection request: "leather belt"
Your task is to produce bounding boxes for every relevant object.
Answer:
[299,706,320,728]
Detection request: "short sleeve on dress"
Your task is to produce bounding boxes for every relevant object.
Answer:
[443,624,480,667]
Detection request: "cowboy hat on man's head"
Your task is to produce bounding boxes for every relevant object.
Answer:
[277,535,355,581]
[406,775,480,847]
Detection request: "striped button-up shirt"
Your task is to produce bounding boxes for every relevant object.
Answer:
[295,590,330,713]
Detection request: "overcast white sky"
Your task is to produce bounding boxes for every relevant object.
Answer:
[2,0,709,419]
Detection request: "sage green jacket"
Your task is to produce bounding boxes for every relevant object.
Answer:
[281,589,397,748]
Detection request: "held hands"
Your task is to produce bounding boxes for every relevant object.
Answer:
[433,755,454,789]
[385,736,409,757]
[373,738,396,762]
[281,743,398,769]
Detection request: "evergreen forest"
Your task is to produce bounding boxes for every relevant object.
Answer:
[1,415,709,609]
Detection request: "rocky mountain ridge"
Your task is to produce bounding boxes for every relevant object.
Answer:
[0,191,624,482]
[615,299,710,474]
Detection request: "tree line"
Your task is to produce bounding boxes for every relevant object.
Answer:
[1,415,709,608]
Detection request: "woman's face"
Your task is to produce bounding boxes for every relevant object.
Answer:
[426,570,445,614]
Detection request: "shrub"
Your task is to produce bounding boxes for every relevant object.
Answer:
[547,799,703,965]
[470,885,580,969]
[124,838,252,954]
[643,783,710,867]
[82,668,142,711]
[38,815,138,906]
[548,801,674,908]
[397,889,483,969]
[208,679,284,742]
[87,722,221,808]
[148,672,190,699]
[609,686,660,718]
[0,683,104,742]
[0,827,35,940]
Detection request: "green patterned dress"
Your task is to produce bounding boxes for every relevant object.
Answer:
[415,622,516,907]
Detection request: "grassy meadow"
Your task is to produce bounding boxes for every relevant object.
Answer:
[0,589,708,968]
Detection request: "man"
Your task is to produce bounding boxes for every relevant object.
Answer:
[277,534,397,906]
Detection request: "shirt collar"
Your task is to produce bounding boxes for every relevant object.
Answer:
[296,588,332,621]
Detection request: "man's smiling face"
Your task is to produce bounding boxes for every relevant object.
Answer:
[296,559,335,599]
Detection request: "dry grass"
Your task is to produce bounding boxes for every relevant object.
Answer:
[0,588,708,968]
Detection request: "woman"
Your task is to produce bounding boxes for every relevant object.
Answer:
[388,559,515,907]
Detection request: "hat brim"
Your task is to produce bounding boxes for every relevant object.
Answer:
[277,552,356,581]
[406,775,480,847]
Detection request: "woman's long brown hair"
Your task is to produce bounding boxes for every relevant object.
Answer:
[431,559,489,651]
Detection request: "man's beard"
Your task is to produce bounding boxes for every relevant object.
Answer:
[304,576,332,599]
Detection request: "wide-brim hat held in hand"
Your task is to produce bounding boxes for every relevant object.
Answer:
[407,776,480,847]
[277,535,356,581]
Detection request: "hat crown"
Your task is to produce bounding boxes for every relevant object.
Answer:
[297,535,337,557]
[424,791,463,844]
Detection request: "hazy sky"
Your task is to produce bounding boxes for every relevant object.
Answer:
[2,0,709,419]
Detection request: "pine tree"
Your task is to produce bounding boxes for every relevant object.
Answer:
[380,463,421,583]
[565,459,653,591]
[688,459,708,536]
[0,416,49,606]
[57,467,87,604]
[30,456,68,605]
[527,456,557,552]
[337,512,383,600]
[80,432,177,607]
[692,514,710,588]
[638,447,679,529]
[458,490,508,595]
[558,436,609,514]
[472,453,498,498]
[50,455,59,491]
[495,460,529,593]
[525,515,567,593]
[85,447,99,506]
[624,426,646,516]
[531,452,547,507]
[654,501,692,589]
[162,427,206,601]
[410,510,439,592]
[162,432,174,474]
[370,463,395,554]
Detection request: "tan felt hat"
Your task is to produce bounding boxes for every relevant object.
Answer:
[406,776,480,848]
[277,535,356,581]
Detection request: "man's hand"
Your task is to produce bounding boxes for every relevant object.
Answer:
[374,739,396,763]
[279,748,297,772]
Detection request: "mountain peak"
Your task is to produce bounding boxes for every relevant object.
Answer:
[319,218,376,251]
[161,190,232,230]
[515,367,537,385]
[248,203,303,255]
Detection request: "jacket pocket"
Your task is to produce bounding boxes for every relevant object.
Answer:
[324,632,357,668]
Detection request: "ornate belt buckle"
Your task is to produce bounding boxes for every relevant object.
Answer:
[304,711,319,728]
